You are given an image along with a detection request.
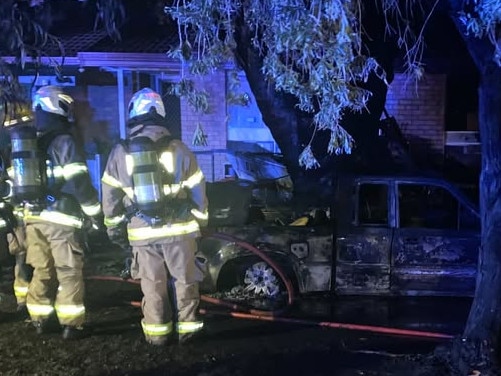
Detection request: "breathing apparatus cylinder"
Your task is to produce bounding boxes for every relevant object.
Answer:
[10,126,44,202]
[128,136,164,216]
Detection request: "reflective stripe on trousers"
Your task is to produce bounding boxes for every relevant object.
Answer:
[55,304,86,320]
[141,320,173,337]
[14,285,28,299]
[27,303,55,320]
[27,303,85,322]
[177,321,204,334]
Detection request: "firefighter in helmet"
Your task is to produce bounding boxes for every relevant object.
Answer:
[0,101,33,315]
[101,87,209,346]
[7,86,102,339]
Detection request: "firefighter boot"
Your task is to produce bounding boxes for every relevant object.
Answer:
[62,325,86,340]
[32,320,51,335]
[16,304,29,320]
[32,314,60,335]
[178,328,205,345]
[145,335,170,346]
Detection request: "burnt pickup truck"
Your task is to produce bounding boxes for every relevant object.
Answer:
[198,175,480,300]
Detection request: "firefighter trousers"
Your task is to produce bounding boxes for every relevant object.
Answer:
[8,226,30,306]
[25,221,85,327]
[132,238,204,342]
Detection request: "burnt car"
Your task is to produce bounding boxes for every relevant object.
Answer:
[198,175,480,304]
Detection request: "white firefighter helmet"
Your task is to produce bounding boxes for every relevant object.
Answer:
[128,88,166,120]
[32,85,75,121]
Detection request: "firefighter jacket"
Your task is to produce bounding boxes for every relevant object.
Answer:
[101,125,209,246]
[9,133,101,228]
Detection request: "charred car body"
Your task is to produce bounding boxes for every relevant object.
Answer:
[198,175,480,300]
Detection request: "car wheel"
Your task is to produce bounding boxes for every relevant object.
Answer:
[214,257,292,311]
[242,261,281,297]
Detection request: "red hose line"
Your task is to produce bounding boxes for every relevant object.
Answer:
[86,275,140,284]
[197,308,454,340]
[124,301,453,340]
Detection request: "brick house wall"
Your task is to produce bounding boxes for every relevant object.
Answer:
[180,70,228,182]
[385,73,446,167]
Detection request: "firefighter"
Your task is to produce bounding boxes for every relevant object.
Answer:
[0,106,32,314]
[101,87,209,346]
[6,87,102,339]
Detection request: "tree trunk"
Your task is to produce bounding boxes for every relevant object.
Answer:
[233,21,305,186]
[448,6,501,371]
[452,67,501,373]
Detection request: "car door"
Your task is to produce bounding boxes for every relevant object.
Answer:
[391,181,480,296]
[335,179,394,295]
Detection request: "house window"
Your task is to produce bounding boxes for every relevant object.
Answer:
[224,163,235,178]
[358,183,388,226]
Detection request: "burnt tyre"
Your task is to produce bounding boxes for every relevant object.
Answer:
[214,257,294,311]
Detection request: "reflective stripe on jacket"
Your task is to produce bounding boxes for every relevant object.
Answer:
[101,125,209,245]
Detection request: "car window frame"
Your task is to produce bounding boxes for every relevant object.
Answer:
[395,179,480,231]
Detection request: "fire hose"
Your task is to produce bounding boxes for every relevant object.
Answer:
[86,231,454,341]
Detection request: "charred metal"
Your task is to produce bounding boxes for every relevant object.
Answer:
[198,174,480,299]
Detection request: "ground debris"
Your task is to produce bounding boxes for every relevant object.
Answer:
[208,285,287,311]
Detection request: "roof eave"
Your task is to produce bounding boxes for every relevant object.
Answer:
[78,52,181,70]
[2,52,182,71]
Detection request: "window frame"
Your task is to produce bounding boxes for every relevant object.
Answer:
[355,181,391,227]
[395,180,480,231]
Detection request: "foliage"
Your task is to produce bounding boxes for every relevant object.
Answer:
[459,0,501,65]
[163,0,455,168]
[164,0,501,169]
[165,79,210,113]
[93,0,126,42]
[165,0,386,168]
[0,0,61,69]
[0,0,125,107]
[226,70,251,106]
